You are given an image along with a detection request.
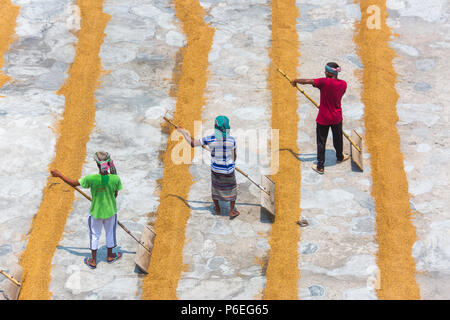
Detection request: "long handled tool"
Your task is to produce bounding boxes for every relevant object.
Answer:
[163,116,276,216]
[278,68,364,171]
[59,179,156,274]
[0,268,21,300]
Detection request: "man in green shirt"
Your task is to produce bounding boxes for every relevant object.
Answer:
[51,151,123,269]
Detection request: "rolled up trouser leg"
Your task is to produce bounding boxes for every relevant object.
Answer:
[88,215,102,250]
[103,214,118,249]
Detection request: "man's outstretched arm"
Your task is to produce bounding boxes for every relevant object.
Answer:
[50,169,80,187]
[177,127,203,147]
[291,78,315,86]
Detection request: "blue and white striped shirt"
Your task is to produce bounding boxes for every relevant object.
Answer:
[201,135,236,174]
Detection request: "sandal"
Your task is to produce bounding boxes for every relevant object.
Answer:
[311,164,324,174]
[84,257,96,269]
[337,153,350,164]
[107,252,122,264]
[229,210,240,219]
[297,219,309,227]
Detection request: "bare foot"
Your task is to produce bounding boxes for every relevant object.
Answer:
[214,206,221,215]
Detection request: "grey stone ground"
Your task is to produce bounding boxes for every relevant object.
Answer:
[0,0,76,298]
[295,0,378,300]
[48,0,181,299]
[386,0,450,299]
[177,0,272,300]
[0,0,449,300]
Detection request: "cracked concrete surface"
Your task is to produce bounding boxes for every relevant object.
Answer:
[0,0,448,299]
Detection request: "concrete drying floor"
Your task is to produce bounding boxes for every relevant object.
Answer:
[0,0,448,300]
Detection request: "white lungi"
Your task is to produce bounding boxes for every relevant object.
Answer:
[87,214,118,250]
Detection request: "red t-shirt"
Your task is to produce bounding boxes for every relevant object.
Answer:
[313,77,347,125]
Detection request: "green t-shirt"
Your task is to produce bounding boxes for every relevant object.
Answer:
[79,174,123,219]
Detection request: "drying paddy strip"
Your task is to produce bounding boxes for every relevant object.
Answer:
[141,0,214,300]
[0,0,19,88]
[0,1,82,299]
[48,0,182,299]
[294,1,379,299]
[263,0,301,300]
[354,0,420,300]
[1,0,447,302]
[0,0,20,299]
[176,1,272,299]
[384,2,450,299]
[18,0,110,299]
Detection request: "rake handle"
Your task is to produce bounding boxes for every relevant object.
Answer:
[163,116,179,129]
[234,167,269,195]
[342,130,361,152]
[164,116,210,153]
[116,221,152,254]
[58,179,152,253]
[0,269,21,287]
[163,117,270,196]
[277,68,362,153]
[277,68,319,108]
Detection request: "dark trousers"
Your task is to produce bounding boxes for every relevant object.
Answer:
[316,121,344,170]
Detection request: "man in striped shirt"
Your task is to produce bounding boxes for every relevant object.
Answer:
[178,115,239,218]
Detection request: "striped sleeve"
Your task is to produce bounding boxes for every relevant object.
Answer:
[201,135,215,146]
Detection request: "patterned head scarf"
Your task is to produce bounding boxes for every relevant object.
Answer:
[325,62,341,75]
[214,115,230,140]
[94,151,117,175]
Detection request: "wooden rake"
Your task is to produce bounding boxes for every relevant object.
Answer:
[0,268,21,300]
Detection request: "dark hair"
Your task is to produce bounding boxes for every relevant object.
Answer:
[327,62,340,69]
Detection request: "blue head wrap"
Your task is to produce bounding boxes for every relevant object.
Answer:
[325,64,341,75]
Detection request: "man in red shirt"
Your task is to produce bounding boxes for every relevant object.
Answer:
[291,62,349,174]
